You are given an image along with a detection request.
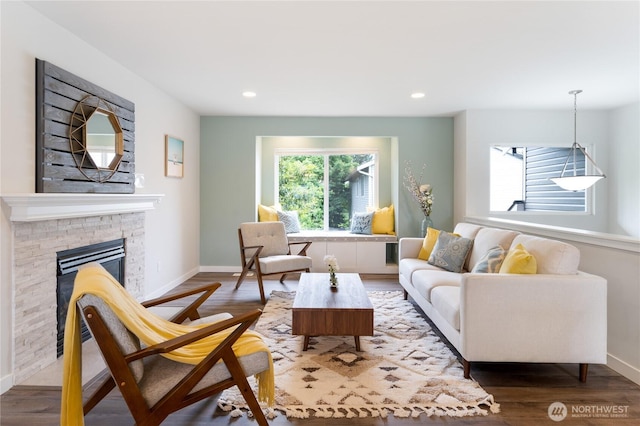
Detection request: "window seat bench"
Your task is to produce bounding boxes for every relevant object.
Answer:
[287,231,398,274]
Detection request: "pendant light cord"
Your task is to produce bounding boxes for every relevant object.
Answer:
[571,90,581,176]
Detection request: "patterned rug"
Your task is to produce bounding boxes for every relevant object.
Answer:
[217,291,500,419]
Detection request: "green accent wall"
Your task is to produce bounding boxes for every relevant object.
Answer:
[200,117,453,268]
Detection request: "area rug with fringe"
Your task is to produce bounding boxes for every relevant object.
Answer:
[217,290,500,420]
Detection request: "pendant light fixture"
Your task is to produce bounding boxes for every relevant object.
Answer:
[550,90,606,191]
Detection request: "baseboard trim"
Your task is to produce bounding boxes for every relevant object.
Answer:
[1,373,13,395]
[199,266,241,273]
[197,266,399,275]
[607,353,640,386]
[145,266,200,300]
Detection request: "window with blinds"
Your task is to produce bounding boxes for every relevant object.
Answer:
[490,146,587,212]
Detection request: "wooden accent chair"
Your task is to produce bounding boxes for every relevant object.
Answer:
[78,282,271,426]
[236,221,312,304]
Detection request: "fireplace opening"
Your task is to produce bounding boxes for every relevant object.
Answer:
[56,238,125,357]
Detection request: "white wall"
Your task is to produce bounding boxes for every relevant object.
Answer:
[0,1,201,392]
[453,111,467,225]
[608,103,640,238]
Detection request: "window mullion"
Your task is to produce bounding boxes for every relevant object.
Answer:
[324,154,329,231]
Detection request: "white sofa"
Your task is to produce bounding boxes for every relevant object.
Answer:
[399,222,607,381]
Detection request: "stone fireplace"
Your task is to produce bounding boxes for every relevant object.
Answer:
[2,193,162,385]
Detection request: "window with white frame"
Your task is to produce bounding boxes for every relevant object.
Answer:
[276,150,377,230]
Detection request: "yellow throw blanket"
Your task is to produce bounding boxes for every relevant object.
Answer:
[60,263,274,425]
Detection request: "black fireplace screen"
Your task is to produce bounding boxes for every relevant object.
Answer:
[56,238,125,357]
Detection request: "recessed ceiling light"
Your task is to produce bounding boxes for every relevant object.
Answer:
[243,91,257,98]
[411,92,425,99]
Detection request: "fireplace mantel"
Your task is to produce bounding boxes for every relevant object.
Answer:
[1,193,164,222]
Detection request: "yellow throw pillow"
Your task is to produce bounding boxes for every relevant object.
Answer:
[418,228,461,260]
[418,227,440,260]
[499,243,537,274]
[258,204,278,222]
[371,204,395,235]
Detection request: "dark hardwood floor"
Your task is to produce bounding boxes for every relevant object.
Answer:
[2,272,639,425]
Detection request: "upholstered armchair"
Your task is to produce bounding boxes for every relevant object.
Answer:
[63,263,273,426]
[236,221,312,304]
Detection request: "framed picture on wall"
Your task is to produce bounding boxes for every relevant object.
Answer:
[165,135,184,178]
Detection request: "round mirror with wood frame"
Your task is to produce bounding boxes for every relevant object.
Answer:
[69,95,124,183]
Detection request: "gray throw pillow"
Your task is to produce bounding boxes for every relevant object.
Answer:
[277,210,301,233]
[471,245,506,273]
[350,212,374,234]
[428,232,473,273]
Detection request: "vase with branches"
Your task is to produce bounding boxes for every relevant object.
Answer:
[403,161,434,236]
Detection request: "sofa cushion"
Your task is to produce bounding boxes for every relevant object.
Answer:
[471,245,507,273]
[259,254,312,274]
[452,223,483,240]
[499,243,537,274]
[467,228,519,272]
[428,232,473,273]
[452,223,483,270]
[399,258,441,284]
[430,286,461,331]
[412,269,462,302]
[510,234,580,275]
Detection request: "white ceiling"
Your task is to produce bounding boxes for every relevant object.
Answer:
[25,1,640,117]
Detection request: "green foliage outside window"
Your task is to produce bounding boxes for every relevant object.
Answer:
[278,155,324,229]
[278,153,374,230]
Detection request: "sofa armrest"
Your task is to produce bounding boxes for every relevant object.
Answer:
[459,271,607,363]
[399,238,423,260]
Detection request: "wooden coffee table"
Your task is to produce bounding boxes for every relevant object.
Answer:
[292,272,374,351]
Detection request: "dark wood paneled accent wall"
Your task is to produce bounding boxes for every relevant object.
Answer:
[35,59,135,193]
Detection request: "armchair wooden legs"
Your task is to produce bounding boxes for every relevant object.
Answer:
[236,268,311,305]
[83,376,116,415]
[255,274,266,305]
[235,259,267,304]
[235,278,266,305]
[221,350,268,426]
